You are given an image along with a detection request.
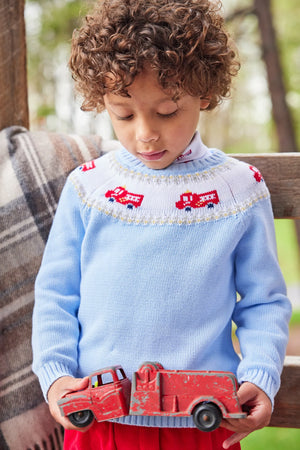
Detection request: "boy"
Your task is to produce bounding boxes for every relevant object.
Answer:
[32,1,291,448]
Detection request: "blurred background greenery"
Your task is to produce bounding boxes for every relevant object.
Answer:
[25,0,300,149]
[243,426,300,449]
[25,0,300,299]
[24,1,300,445]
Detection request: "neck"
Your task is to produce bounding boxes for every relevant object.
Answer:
[174,132,208,164]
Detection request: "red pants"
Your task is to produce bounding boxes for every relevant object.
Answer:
[64,422,241,450]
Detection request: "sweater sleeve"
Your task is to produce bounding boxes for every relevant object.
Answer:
[233,196,292,407]
[32,176,85,400]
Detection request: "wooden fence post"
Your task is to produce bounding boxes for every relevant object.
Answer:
[0,0,29,130]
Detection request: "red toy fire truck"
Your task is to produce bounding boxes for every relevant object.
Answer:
[57,366,131,427]
[58,362,246,431]
[175,190,219,211]
[105,186,144,209]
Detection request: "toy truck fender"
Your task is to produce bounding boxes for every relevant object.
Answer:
[58,394,93,418]
[58,365,131,427]
[186,395,238,419]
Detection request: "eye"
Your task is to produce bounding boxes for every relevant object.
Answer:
[157,110,178,118]
[117,114,134,121]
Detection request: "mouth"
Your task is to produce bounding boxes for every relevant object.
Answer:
[138,150,167,161]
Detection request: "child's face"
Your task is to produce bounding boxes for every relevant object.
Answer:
[104,69,209,169]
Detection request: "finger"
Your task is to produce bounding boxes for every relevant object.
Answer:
[221,419,238,432]
[221,418,251,434]
[223,431,250,449]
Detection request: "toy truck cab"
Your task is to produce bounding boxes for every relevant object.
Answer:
[130,362,246,432]
[58,366,131,428]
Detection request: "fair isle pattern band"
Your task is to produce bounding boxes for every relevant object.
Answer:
[71,151,270,226]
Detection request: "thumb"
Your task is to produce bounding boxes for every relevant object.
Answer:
[237,382,257,405]
[73,376,89,390]
[48,376,90,429]
[63,375,89,397]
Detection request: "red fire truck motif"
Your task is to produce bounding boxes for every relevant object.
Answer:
[176,190,219,211]
[105,186,144,209]
[79,160,96,172]
[250,166,263,182]
[58,362,246,432]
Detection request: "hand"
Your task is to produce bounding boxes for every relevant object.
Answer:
[221,382,272,449]
[47,375,90,430]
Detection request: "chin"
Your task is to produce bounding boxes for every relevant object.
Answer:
[144,161,172,170]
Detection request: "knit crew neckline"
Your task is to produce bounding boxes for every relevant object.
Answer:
[115,132,226,177]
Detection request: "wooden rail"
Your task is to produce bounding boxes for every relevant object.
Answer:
[269,356,300,428]
[232,153,300,219]
[232,153,300,428]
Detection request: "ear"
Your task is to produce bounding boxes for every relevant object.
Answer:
[200,98,210,110]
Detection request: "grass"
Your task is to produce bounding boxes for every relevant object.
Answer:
[242,427,300,449]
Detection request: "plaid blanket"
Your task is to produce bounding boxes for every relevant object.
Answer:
[0,126,119,449]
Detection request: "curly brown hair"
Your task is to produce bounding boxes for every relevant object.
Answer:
[69,0,240,112]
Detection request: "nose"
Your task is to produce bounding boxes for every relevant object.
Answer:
[136,118,159,143]
[138,136,158,143]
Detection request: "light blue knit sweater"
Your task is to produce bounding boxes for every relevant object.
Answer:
[32,133,291,428]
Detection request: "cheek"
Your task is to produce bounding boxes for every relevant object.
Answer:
[170,120,197,144]
[111,123,135,150]
[110,119,127,138]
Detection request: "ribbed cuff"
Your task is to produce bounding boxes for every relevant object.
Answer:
[35,361,76,401]
[237,368,278,409]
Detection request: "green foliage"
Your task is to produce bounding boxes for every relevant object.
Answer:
[38,0,90,50]
[221,0,300,154]
[26,1,92,124]
[26,0,300,148]
[27,0,90,51]
[274,220,300,285]
[36,104,56,119]
[290,309,300,327]
[273,0,300,149]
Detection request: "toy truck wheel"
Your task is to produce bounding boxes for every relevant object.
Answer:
[192,402,222,432]
[68,410,94,428]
